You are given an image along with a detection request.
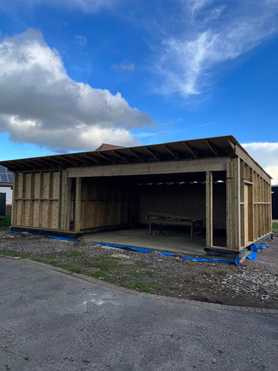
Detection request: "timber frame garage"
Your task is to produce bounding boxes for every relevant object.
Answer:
[0,135,272,257]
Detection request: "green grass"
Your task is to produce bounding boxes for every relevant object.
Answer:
[273,222,278,233]
[0,250,30,258]
[122,281,158,293]
[67,251,84,257]
[0,217,11,227]
[94,261,118,271]
[0,249,159,294]
[89,270,110,279]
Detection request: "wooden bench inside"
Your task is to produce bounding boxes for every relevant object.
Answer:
[146,212,203,239]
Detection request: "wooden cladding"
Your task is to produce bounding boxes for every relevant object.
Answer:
[80,178,139,230]
[226,159,272,251]
[12,171,61,229]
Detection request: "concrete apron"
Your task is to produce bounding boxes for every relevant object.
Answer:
[83,227,209,257]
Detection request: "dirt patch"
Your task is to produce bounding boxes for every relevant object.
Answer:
[0,228,277,309]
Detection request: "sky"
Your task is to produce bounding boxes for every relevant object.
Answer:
[0,0,278,184]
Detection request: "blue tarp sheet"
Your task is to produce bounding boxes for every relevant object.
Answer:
[247,244,269,261]
[93,241,241,265]
[9,231,267,265]
[92,241,176,257]
[8,230,78,242]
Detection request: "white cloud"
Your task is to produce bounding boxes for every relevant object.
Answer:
[74,35,87,48]
[0,29,152,152]
[111,63,135,71]
[242,142,278,185]
[155,0,278,97]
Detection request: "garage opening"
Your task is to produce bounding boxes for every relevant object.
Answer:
[79,170,227,254]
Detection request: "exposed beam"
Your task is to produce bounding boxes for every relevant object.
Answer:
[113,150,131,162]
[56,155,76,165]
[6,161,25,170]
[183,142,198,158]
[68,156,228,178]
[163,144,180,160]
[226,138,236,152]
[127,148,146,161]
[69,154,87,163]
[80,153,100,163]
[46,157,63,166]
[206,140,219,156]
[17,160,34,169]
[97,151,117,164]
[145,146,161,160]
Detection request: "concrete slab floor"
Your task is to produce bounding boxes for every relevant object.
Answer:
[83,227,208,256]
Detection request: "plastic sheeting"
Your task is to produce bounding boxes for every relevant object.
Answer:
[93,241,241,265]
[92,241,176,257]
[8,230,79,242]
[247,244,269,261]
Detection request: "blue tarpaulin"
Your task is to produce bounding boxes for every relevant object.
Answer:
[8,230,79,242]
[92,241,176,257]
[93,241,241,265]
[247,244,269,261]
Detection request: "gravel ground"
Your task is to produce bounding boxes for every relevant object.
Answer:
[0,227,277,309]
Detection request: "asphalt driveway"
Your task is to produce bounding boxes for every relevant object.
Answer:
[0,256,277,371]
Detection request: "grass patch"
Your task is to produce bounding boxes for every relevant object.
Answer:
[0,217,11,227]
[273,222,278,233]
[69,266,83,273]
[0,248,159,295]
[122,281,158,293]
[1,250,30,259]
[94,261,118,271]
[131,271,142,278]
[89,271,110,279]
[67,251,84,258]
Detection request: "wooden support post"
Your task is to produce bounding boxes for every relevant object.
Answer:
[60,170,68,231]
[226,161,233,250]
[226,158,241,251]
[206,171,213,248]
[29,172,34,226]
[48,171,53,229]
[232,157,241,251]
[240,160,245,246]
[11,172,17,226]
[74,177,81,232]
[39,172,43,228]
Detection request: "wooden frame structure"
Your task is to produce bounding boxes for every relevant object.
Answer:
[0,135,272,255]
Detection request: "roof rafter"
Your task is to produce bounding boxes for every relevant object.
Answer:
[127,148,146,161]
[183,142,198,158]
[163,144,180,160]
[145,146,161,160]
[97,151,117,164]
[113,150,131,162]
[80,153,100,164]
[206,140,220,156]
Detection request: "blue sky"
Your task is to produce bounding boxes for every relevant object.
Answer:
[0,0,278,183]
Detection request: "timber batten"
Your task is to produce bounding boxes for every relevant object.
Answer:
[1,135,272,255]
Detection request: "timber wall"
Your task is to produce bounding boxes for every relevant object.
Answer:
[12,171,61,230]
[80,178,139,230]
[139,183,226,229]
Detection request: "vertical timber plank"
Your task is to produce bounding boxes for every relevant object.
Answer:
[232,157,241,251]
[206,171,213,248]
[226,160,233,250]
[74,177,81,232]
[60,170,68,231]
[11,172,18,226]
